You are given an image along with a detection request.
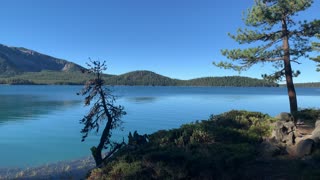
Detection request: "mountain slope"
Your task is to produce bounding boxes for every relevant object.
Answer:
[0,44,83,75]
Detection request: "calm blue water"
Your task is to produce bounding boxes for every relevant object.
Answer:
[0,85,320,168]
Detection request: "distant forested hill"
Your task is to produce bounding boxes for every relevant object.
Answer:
[104,70,180,86]
[180,76,277,87]
[104,71,278,87]
[0,70,278,87]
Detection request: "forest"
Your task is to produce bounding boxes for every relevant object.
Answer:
[0,70,278,87]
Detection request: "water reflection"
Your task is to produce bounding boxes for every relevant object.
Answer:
[0,95,81,124]
[126,96,157,104]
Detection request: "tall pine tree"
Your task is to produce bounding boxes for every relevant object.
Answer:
[214,0,320,113]
[311,34,320,70]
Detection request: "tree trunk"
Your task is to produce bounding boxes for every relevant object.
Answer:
[91,146,103,167]
[282,18,298,113]
[91,114,113,166]
[91,89,114,167]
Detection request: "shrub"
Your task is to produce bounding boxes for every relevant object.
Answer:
[87,110,277,179]
[293,108,320,126]
[210,110,275,139]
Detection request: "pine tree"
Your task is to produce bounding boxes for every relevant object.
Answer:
[78,60,126,166]
[311,34,320,70]
[214,0,320,113]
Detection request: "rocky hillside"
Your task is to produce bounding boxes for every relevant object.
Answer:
[0,44,83,75]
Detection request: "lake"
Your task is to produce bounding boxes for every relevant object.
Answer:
[0,85,320,168]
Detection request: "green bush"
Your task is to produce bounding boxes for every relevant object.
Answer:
[108,161,143,179]
[293,108,320,126]
[210,110,275,139]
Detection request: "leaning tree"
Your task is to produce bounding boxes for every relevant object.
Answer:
[214,0,320,113]
[78,60,126,166]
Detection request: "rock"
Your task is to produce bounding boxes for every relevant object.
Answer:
[128,131,148,146]
[311,120,320,143]
[275,112,295,122]
[272,119,296,146]
[316,120,320,128]
[296,138,315,157]
[259,139,284,157]
[296,120,305,125]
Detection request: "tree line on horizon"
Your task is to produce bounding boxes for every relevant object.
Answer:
[0,70,278,87]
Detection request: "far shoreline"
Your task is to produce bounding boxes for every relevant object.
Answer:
[0,83,281,87]
[2,83,320,88]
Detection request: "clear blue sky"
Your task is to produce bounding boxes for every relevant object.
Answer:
[0,0,319,82]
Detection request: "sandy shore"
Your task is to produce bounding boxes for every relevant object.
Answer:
[0,156,95,180]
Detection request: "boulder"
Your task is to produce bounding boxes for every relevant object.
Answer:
[272,120,296,145]
[316,120,320,128]
[259,139,284,157]
[296,138,315,157]
[275,112,295,122]
[271,113,296,146]
[311,120,320,143]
